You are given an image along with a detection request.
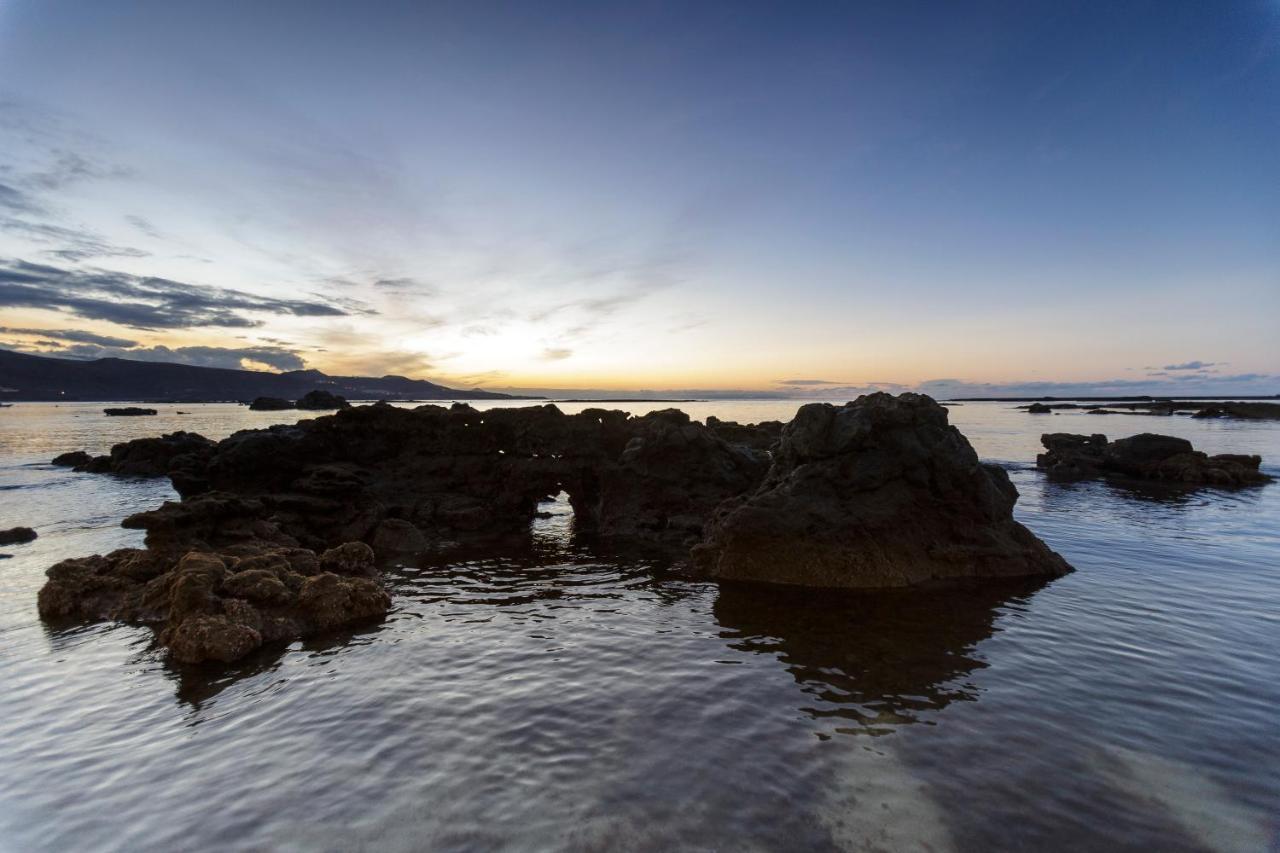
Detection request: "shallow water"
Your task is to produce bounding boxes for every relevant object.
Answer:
[0,400,1277,852]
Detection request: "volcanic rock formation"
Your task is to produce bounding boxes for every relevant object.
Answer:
[1037,432,1271,487]
[38,539,389,664]
[692,393,1072,587]
[41,395,1081,663]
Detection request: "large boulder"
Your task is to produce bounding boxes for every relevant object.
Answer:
[1037,432,1271,487]
[692,393,1072,588]
[38,540,388,664]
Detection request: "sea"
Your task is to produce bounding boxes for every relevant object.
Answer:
[0,400,1277,852]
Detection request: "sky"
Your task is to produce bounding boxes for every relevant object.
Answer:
[0,0,1276,398]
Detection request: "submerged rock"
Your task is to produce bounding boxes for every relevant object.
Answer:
[38,540,388,663]
[1037,432,1271,487]
[104,407,157,416]
[0,526,37,545]
[692,393,1071,588]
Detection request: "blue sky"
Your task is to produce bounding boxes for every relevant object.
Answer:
[0,1,1276,396]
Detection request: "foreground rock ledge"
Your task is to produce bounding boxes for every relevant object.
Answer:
[38,540,389,663]
[693,393,1072,587]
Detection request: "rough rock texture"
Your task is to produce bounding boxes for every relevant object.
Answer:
[38,541,388,663]
[104,407,157,416]
[692,393,1072,588]
[705,416,784,451]
[60,431,215,490]
[0,526,37,545]
[1037,432,1272,487]
[152,402,770,551]
[295,389,351,410]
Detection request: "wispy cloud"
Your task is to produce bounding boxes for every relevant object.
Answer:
[3,340,307,371]
[0,325,138,347]
[1162,360,1217,371]
[0,257,354,330]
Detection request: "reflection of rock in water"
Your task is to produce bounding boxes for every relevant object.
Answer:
[713,579,1047,734]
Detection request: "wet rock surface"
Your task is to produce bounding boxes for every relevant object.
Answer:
[0,526,38,546]
[1037,432,1272,487]
[38,540,389,663]
[55,431,215,488]
[693,393,1072,588]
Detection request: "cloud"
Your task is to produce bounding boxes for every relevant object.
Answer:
[1162,361,1217,371]
[540,347,573,361]
[0,257,353,330]
[776,378,842,386]
[0,217,150,261]
[124,214,162,239]
[0,326,138,347]
[6,341,307,371]
[0,181,45,216]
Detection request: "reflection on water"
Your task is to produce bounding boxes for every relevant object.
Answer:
[1,401,1278,851]
[714,580,1045,735]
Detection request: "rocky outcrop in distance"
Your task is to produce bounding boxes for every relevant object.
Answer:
[249,390,351,411]
[1037,432,1272,487]
[104,407,157,416]
[693,394,1072,587]
[1018,400,1280,420]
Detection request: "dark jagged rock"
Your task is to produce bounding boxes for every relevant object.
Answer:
[37,541,389,663]
[249,396,294,411]
[1026,403,1053,414]
[104,407,157,416]
[692,393,1071,588]
[295,389,350,410]
[60,431,215,487]
[0,526,37,545]
[170,402,769,550]
[705,416,784,451]
[52,450,92,467]
[1037,432,1271,487]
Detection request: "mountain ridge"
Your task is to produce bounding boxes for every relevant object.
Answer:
[0,348,533,402]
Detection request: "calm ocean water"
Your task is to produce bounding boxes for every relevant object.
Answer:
[0,400,1277,852]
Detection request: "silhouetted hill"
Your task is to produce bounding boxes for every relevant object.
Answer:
[0,349,532,402]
